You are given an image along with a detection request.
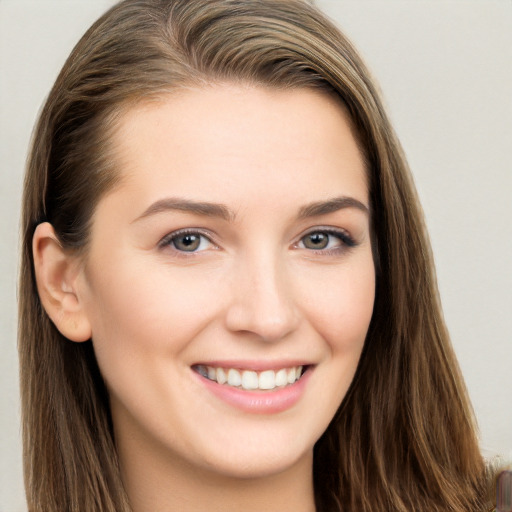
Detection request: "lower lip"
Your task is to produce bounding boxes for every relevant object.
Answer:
[194,368,312,414]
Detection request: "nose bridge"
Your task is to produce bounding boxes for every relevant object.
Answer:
[225,245,299,342]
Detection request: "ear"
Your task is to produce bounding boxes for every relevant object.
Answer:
[32,222,92,342]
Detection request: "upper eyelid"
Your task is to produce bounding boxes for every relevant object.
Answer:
[297,226,353,241]
[294,227,357,250]
[158,228,217,248]
[300,225,350,235]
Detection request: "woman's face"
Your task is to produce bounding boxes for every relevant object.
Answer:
[77,85,375,479]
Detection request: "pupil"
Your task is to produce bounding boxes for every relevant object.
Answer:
[176,234,200,251]
[306,232,328,249]
[182,235,196,246]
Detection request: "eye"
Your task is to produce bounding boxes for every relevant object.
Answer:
[298,229,355,252]
[160,230,214,253]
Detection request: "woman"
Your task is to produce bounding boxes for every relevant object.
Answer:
[19,0,495,510]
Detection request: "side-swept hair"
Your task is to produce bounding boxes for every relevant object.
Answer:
[19,0,493,510]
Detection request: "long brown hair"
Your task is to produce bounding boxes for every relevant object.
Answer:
[19,0,493,510]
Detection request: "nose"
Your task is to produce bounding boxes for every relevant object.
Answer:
[224,251,300,343]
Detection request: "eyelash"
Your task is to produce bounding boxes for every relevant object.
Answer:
[158,228,217,255]
[295,227,357,256]
[158,227,357,256]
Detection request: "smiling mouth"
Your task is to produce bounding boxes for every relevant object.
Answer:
[192,364,307,391]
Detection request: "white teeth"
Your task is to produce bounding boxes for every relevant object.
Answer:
[216,367,227,385]
[227,369,242,387]
[241,370,259,390]
[197,364,306,390]
[287,367,296,384]
[258,370,275,390]
[275,368,288,387]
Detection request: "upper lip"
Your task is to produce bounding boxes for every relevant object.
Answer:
[192,360,313,372]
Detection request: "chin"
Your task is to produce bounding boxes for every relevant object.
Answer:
[200,446,313,480]
[187,423,317,481]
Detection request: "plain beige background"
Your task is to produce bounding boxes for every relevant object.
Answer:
[1,1,511,510]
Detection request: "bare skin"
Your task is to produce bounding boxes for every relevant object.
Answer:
[33,85,375,511]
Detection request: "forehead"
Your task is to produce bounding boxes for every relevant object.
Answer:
[105,84,368,213]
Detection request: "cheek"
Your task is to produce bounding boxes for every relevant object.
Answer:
[315,261,375,408]
[81,261,225,382]
[302,258,375,355]
[292,257,375,437]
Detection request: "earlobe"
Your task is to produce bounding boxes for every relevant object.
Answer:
[32,222,92,342]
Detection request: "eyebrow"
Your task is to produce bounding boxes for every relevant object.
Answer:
[297,196,369,219]
[132,195,369,224]
[133,197,235,223]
